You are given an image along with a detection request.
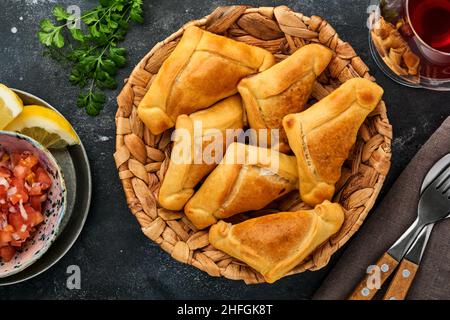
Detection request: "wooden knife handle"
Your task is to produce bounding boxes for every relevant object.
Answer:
[348,253,399,300]
[383,259,419,300]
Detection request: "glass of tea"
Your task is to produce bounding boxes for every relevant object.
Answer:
[368,0,450,90]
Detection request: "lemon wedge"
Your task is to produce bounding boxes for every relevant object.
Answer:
[0,84,23,129]
[5,105,80,149]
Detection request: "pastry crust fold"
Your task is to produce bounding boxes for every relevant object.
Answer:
[138,26,276,135]
[158,95,244,211]
[184,142,298,229]
[238,44,332,152]
[209,201,344,283]
[282,78,384,206]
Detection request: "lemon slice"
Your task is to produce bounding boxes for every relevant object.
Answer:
[5,105,80,149]
[0,84,23,129]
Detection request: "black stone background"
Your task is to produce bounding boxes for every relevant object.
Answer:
[0,0,448,299]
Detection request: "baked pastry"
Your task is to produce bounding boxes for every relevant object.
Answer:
[138,26,276,135]
[158,95,244,211]
[184,142,299,229]
[282,78,384,206]
[238,44,332,152]
[209,201,344,283]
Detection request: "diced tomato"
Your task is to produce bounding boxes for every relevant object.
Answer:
[29,184,43,196]
[19,154,38,169]
[9,195,21,205]
[30,195,42,212]
[25,172,35,185]
[35,166,52,190]
[24,205,44,227]
[8,212,30,240]
[10,240,24,247]
[0,151,51,261]
[0,203,8,215]
[13,165,31,179]
[0,185,6,200]
[14,230,29,241]
[10,153,22,167]
[9,178,28,204]
[11,177,24,189]
[0,246,15,262]
[0,230,12,243]
[0,167,11,178]
[8,212,25,232]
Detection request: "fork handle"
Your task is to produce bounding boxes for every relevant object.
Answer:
[383,258,419,300]
[348,253,399,300]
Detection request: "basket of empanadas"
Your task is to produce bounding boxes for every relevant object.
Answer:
[115,5,392,284]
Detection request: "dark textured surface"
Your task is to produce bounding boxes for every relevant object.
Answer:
[0,0,448,299]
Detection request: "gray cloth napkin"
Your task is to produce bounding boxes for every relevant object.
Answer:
[313,116,450,300]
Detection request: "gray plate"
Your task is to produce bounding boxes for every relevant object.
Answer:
[0,89,92,286]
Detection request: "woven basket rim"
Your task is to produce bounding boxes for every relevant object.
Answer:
[115,5,392,284]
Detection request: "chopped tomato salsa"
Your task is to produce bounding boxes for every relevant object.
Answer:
[0,148,51,262]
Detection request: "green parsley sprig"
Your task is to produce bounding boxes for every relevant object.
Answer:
[38,0,143,116]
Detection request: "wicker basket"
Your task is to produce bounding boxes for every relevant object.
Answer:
[114,5,392,284]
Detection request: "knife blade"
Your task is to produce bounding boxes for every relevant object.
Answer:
[403,225,433,265]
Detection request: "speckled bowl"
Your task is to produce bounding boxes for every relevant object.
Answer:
[0,131,66,278]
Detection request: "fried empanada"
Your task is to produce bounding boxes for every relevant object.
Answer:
[238,44,332,152]
[209,201,344,283]
[184,142,299,229]
[158,95,244,211]
[138,26,275,135]
[282,78,384,206]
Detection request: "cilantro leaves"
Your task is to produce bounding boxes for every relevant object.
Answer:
[38,0,144,116]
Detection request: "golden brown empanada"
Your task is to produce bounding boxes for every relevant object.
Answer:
[282,78,384,206]
[209,201,344,283]
[184,142,298,229]
[238,44,333,152]
[158,95,244,211]
[138,26,276,135]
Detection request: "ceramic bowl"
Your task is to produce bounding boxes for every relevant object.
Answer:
[0,131,66,278]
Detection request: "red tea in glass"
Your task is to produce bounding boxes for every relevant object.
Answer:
[369,0,450,90]
[408,0,450,54]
